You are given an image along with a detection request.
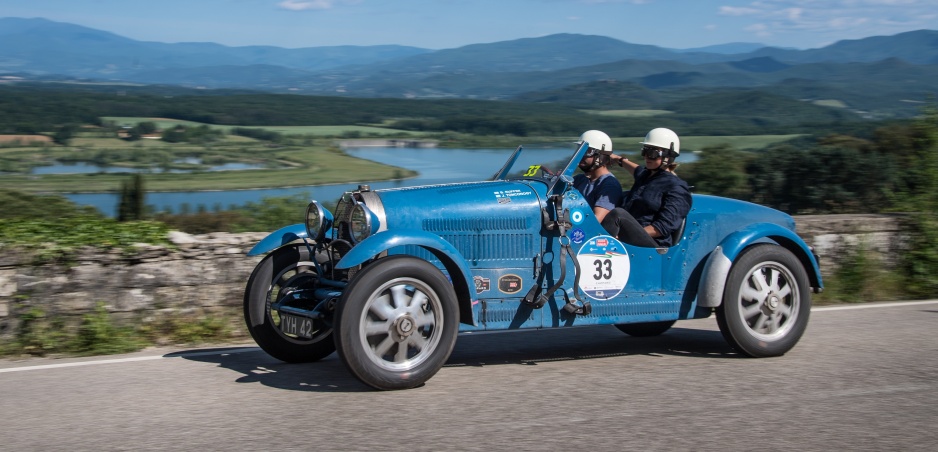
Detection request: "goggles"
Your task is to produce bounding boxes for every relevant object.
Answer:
[583,146,603,158]
[641,146,666,159]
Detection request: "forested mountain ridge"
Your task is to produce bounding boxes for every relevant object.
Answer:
[1,17,937,118]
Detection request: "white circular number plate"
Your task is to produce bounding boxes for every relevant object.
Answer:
[576,235,630,300]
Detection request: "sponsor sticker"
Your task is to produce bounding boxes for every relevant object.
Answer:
[494,189,533,200]
[473,276,491,294]
[570,228,585,244]
[498,274,523,294]
[576,235,630,300]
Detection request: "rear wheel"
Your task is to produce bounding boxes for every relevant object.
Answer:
[335,256,459,390]
[716,244,810,357]
[243,245,336,363]
[615,320,676,337]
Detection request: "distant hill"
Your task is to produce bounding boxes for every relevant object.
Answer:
[0,17,430,76]
[745,29,938,64]
[2,17,938,118]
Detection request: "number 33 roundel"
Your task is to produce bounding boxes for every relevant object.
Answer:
[575,235,630,300]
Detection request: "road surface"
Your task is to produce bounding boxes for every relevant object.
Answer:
[2,300,936,451]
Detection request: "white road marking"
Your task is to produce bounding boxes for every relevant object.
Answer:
[812,300,938,311]
[0,347,260,374]
[2,300,937,374]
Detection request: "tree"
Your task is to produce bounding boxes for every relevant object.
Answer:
[680,145,751,200]
[895,104,938,297]
[117,174,146,221]
[53,124,78,146]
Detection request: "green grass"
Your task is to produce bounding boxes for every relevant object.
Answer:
[0,301,242,358]
[101,117,425,136]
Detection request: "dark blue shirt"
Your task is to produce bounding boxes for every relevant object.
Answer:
[573,173,622,212]
[620,167,692,247]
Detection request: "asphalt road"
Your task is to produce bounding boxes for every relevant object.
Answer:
[2,300,936,451]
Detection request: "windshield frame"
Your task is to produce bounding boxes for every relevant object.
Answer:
[491,141,590,184]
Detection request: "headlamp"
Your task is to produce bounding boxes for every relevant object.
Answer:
[349,201,380,243]
[305,200,333,241]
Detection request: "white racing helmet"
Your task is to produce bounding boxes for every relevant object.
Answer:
[640,128,680,163]
[578,130,613,156]
[578,130,613,171]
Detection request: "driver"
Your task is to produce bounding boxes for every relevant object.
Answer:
[573,130,621,224]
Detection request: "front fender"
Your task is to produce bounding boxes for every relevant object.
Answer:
[247,224,307,256]
[336,229,472,276]
[697,223,822,308]
[337,229,477,325]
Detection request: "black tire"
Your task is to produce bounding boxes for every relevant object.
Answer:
[335,256,459,390]
[243,244,336,363]
[615,320,676,337]
[716,244,811,357]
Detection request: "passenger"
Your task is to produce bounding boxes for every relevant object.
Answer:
[603,128,692,247]
[573,130,622,224]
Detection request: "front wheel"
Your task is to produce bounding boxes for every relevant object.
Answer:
[335,256,459,390]
[243,244,336,363]
[716,244,811,357]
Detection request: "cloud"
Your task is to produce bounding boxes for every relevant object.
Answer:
[278,0,335,11]
[719,6,761,16]
[718,0,938,42]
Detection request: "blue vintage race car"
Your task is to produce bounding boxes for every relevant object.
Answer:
[244,141,822,390]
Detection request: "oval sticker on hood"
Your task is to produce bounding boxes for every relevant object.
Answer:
[498,274,523,294]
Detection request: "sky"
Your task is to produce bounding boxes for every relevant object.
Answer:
[3,0,938,50]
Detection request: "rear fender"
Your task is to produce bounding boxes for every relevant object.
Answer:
[697,223,822,308]
[247,224,307,256]
[337,229,477,326]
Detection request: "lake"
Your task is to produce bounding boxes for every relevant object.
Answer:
[63,146,696,216]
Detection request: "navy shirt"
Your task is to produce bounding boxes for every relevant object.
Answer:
[620,167,692,247]
[573,173,622,213]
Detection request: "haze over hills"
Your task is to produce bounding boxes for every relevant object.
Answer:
[1,17,937,118]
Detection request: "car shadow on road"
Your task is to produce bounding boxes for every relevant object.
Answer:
[446,325,738,367]
[168,325,736,393]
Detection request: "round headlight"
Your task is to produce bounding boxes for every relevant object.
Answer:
[349,201,378,243]
[305,201,333,241]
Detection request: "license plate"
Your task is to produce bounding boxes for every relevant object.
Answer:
[280,313,314,339]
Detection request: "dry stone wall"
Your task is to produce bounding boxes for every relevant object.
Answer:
[0,215,904,338]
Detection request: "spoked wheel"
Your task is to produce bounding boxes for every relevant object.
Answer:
[615,320,676,337]
[716,244,811,357]
[335,256,459,390]
[243,244,336,363]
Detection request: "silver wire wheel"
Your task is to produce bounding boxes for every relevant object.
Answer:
[336,256,459,390]
[717,244,811,357]
[358,276,445,372]
[735,261,799,341]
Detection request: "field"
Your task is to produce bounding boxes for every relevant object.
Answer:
[0,135,53,144]
[102,117,426,136]
[0,118,801,193]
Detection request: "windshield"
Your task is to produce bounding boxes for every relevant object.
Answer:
[491,141,588,182]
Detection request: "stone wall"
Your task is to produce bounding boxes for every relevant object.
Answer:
[0,215,904,338]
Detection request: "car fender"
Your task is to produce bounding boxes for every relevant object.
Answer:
[337,229,477,324]
[247,224,307,256]
[697,222,822,308]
